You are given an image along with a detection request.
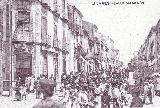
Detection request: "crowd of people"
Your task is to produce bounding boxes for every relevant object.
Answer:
[13,68,129,108]
[60,69,129,108]
[14,74,53,101]
[12,68,160,108]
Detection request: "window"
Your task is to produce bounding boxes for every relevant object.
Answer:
[62,30,66,49]
[150,41,154,53]
[63,54,66,73]
[62,0,65,12]
[41,17,47,44]
[17,0,30,10]
[53,24,58,47]
[16,11,30,40]
[18,11,30,23]
[53,0,58,11]
[0,9,2,26]
[158,42,160,54]
[54,53,58,78]
[43,55,48,77]
[149,41,154,61]
[6,4,9,38]
[0,9,2,50]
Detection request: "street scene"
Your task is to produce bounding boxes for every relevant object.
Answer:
[0,0,160,108]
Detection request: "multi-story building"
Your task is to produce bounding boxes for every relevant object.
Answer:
[0,0,7,85]
[67,5,83,74]
[0,0,121,94]
[0,0,69,88]
[136,19,160,78]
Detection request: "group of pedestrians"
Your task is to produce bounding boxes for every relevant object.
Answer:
[60,70,129,108]
[14,69,158,108]
[14,74,36,101]
[14,74,51,101]
[143,81,154,105]
[129,77,156,108]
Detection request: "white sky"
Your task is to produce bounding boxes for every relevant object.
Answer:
[69,0,160,65]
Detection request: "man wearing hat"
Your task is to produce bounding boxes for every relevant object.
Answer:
[33,79,64,108]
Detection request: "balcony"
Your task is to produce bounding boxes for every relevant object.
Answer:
[53,39,61,52]
[52,5,60,18]
[83,29,89,37]
[73,24,82,36]
[61,11,68,23]
[62,39,68,54]
[15,0,30,10]
[41,2,50,9]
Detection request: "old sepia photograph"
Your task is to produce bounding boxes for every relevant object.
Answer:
[0,0,160,108]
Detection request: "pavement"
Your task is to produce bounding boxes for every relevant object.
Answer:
[0,93,160,108]
[0,93,40,108]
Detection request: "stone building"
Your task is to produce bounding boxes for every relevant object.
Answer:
[67,5,83,74]
[0,0,69,87]
[0,0,121,93]
[137,19,160,77]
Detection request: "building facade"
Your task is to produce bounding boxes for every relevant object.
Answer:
[132,19,160,81]
[0,0,121,92]
[0,0,70,88]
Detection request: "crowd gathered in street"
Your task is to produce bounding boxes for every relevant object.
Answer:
[11,68,160,108]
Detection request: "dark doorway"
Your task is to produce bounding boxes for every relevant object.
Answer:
[16,51,32,80]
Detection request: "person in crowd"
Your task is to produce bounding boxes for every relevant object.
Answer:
[77,84,89,108]
[15,87,21,101]
[25,76,29,93]
[35,77,41,99]
[61,73,67,89]
[143,82,150,104]
[119,83,128,106]
[62,87,70,107]
[26,74,31,93]
[49,74,54,80]
[101,85,111,108]
[111,83,120,108]
[93,84,101,108]
[16,77,20,87]
[30,75,35,93]
[155,76,160,96]
[33,79,64,108]
[148,82,154,104]
[21,84,27,100]
[130,91,143,108]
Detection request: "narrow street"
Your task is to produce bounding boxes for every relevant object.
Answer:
[0,0,160,108]
[0,94,160,108]
[0,93,160,108]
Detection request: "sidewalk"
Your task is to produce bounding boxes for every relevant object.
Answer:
[0,90,67,108]
[0,93,40,108]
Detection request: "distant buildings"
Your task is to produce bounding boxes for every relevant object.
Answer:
[0,0,121,89]
[130,20,160,80]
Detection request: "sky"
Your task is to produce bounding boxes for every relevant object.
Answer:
[69,0,160,65]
